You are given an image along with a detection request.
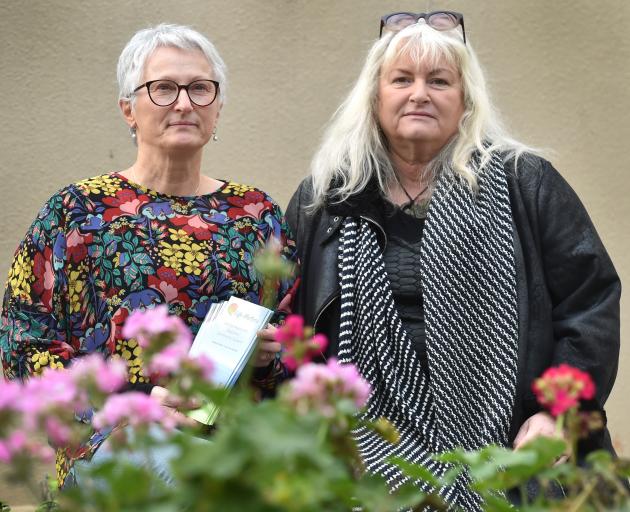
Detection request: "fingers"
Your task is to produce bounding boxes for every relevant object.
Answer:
[253,340,282,367]
[514,412,571,465]
[257,325,277,341]
[553,454,570,466]
[277,293,293,314]
[259,340,281,353]
[513,418,531,450]
[162,406,198,428]
[150,385,170,404]
[148,386,202,427]
[253,329,282,367]
[253,349,278,366]
[514,412,557,450]
[150,385,200,410]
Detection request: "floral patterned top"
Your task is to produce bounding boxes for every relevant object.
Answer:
[0,172,297,486]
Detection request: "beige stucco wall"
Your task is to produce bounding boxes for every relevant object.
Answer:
[1,0,628,505]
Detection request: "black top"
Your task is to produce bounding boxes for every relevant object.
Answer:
[381,200,428,370]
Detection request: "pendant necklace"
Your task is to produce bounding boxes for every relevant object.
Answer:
[394,172,429,210]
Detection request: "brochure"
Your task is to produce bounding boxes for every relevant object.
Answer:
[187,296,273,425]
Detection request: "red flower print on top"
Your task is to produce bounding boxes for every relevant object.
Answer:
[226,190,273,220]
[170,214,218,240]
[32,247,54,310]
[148,266,193,308]
[102,189,151,222]
[66,228,92,264]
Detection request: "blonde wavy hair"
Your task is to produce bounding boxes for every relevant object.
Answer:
[310,23,534,206]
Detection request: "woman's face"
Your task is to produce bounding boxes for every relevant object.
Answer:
[121,46,220,153]
[377,53,464,157]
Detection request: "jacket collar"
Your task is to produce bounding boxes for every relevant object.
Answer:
[325,177,385,223]
[322,178,387,246]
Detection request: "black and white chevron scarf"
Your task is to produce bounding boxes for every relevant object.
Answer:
[337,151,518,510]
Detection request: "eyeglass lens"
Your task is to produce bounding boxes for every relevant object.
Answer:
[148,80,217,106]
[383,12,461,36]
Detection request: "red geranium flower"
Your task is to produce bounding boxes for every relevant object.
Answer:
[532,364,596,417]
[274,315,328,371]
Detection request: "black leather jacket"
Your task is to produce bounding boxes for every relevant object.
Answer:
[287,155,621,450]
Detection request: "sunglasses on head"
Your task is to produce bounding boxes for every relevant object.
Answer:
[379,11,466,43]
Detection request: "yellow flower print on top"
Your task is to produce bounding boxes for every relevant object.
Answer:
[168,228,193,244]
[68,265,87,314]
[158,240,208,275]
[77,175,121,196]
[9,247,34,301]
[30,350,64,375]
[223,182,254,197]
[181,242,207,276]
[159,241,184,274]
[115,337,147,384]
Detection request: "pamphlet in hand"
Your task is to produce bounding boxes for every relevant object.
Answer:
[187,296,273,425]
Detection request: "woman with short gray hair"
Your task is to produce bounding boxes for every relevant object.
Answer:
[1,23,295,488]
[288,12,619,509]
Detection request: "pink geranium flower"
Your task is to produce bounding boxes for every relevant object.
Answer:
[122,304,192,348]
[0,379,21,412]
[285,358,371,417]
[122,305,199,381]
[192,354,215,382]
[70,353,128,394]
[147,338,190,379]
[0,431,27,463]
[44,417,73,446]
[21,367,85,419]
[532,364,596,417]
[92,392,177,431]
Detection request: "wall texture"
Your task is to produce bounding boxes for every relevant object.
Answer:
[1,0,628,504]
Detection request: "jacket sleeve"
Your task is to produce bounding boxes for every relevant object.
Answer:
[536,160,620,406]
[286,177,315,263]
[1,192,73,380]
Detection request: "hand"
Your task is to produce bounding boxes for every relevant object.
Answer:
[513,411,571,465]
[254,324,282,367]
[276,292,293,315]
[150,385,199,427]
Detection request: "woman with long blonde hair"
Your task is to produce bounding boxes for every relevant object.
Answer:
[287,12,620,509]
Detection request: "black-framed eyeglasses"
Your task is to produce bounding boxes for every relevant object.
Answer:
[132,79,220,107]
[379,11,466,44]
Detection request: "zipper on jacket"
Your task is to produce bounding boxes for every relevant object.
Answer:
[314,293,339,333]
[312,292,340,362]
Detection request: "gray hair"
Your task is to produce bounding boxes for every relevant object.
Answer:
[310,23,535,206]
[117,23,228,105]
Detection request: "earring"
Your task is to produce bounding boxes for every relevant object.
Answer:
[212,127,218,142]
[130,126,137,145]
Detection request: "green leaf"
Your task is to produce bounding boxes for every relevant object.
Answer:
[105,240,117,257]
[133,252,152,265]
[388,456,440,486]
[139,264,155,275]
[124,265,139,287]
